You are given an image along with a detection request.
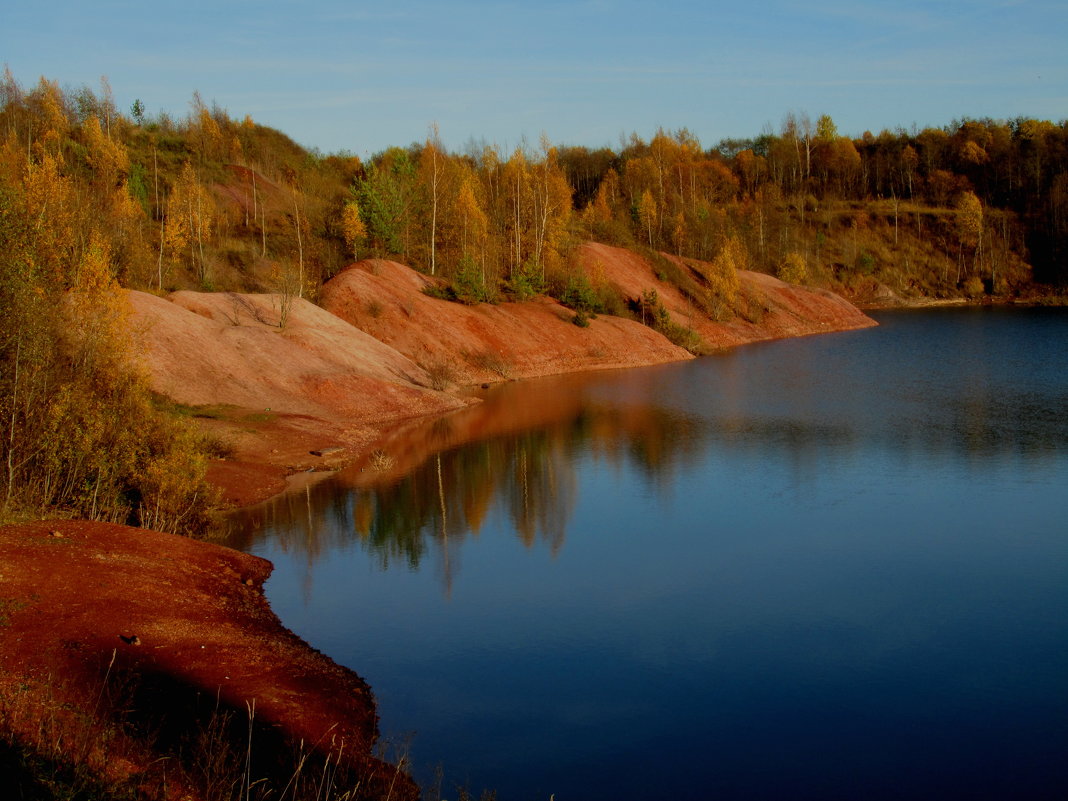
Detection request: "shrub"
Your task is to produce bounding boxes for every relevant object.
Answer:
[632,288,706,354]
[596,285,627,317]
[777,252,808,284]
[466,349,512,379]
[423,358,458,391]
[421,283,456,302]
[662,321,705,354]
[368,449,396,471]
[559,271,601,313]
[507,259,546,301]
[453,254,494,304]
[963,275,985,298]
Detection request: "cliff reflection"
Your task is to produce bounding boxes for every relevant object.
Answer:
[224,389,710,586]
[223,309,1068,591]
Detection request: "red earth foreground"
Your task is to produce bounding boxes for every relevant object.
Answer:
[0,519,417,800]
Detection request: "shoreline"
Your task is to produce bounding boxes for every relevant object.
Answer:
[208,314,878,514]
[0,519,419,800]
[212,289,1067,515]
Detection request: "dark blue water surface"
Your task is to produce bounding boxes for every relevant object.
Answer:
[226,307,1068,801]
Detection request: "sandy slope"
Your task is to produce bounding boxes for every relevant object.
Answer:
[321,244,875,386]
[577,242,876,347]
[318,256,693,384]
[128,244,874,506]
[128,289,472,505]
[130,289,467,423]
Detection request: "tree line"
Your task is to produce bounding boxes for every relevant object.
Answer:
[5,72,1066,306]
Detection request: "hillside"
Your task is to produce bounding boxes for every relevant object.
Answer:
[318,255,692,384]
[123,243,873,507]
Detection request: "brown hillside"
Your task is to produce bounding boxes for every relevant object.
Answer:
[321,245,874,385]
[129,290,470,505]
[319,257,694,384]
[577,243,876,348]
[130,289,467,420]
[127,245,872,505]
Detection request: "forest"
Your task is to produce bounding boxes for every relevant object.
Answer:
[1,70,1066,534]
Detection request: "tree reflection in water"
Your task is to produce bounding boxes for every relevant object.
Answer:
[225,399,709,592]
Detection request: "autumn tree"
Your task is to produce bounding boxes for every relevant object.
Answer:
[449,166,493,302]
[638,189,657,246]
[341,198,367,261]
[777,251,808,284]
[21,150,81,285]
[0,163,213,531]
[955,190,983,283]
[735,149,765,196]
[454,168,488,260]
[581,167,626,243]
[419,125,446,275]
[705,235,744,319]
[163,161,216,287]
[528,138,573,278]
[500,147,530,281]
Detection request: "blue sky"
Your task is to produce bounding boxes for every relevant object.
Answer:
[2,0,1065,156]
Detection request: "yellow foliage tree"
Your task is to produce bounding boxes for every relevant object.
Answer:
[418,129,446,275]
[67,231,128,377]
[706,235,744,319]
[638,189,657,246]
[529,141,573,275]
[777,251,808,284]
[164,161,216,286]
[30,77,69,156]
[455,171,488,259]
[500,147,530,278]
[955,190,983,281]
[22,151,80,286]
[671,211,686,256]
[341,199,367,261]
[81,115,128,190]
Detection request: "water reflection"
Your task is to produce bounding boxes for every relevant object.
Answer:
[226,307,1068,592]
[226,395,712,591]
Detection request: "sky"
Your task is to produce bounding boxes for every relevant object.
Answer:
[2,0,1066,157]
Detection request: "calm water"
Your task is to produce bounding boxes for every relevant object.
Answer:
[225,307,1068,801]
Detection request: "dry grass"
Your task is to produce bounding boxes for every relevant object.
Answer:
[367,450,396,472]
[464,350,512,380]
[421,359,459,391]
[0,667,405,801]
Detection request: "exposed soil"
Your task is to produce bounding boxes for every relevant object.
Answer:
[126,245,873,507]
[0,519,417,800]
[318,253,694,385]
[2,244,875,798]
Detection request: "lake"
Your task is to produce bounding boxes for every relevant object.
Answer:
[224,306,1068,801]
